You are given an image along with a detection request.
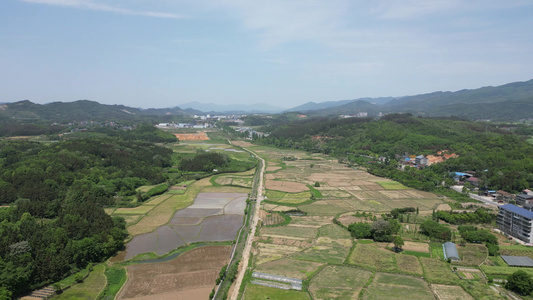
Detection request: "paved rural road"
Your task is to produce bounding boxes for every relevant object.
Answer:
[229,147,265,300]
[451,185,502,207]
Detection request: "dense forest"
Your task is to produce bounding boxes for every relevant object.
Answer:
[0,126,178,297]
[256,114,533,193]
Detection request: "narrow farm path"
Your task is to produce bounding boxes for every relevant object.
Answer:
[229,146,265,300]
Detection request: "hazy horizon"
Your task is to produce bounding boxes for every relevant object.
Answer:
[1,1,532,109]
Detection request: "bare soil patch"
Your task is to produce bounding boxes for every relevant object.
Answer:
[265,180,308,193]
[230,140,254,147]
[430,284,473,300]
[118,245,231,300]
[402,241,430,253]
[436,203,452,211]
[174,132,209,140]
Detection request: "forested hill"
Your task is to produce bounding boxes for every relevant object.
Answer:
[0,125,178,297]
[0,100,190,122]
[287,79,533,121]
[257,114,533,193]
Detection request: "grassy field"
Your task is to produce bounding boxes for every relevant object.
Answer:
[54,264,106,300]
[456,244,488,266]
[396,254,424,275]
[309,265,372,300]
[499,244,533,259]
[244,284,310,300]
[457,281,501,299]
[481,265,533,277]
[318,224,351,239]
[376,181,409,190]
[348,243,397,272]
[420,257,458,285]
[362,272,434,300]
[429,242,445,259]
[97,267,127,300]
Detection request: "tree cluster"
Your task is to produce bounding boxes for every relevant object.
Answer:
[433,209,496,225]
[419,220,452,242]
[348,219,400,242]
[457,225,499,256]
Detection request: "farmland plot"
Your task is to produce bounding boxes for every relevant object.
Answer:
[363,273,434,300]
[118,245,231,300]
[309,265,371,300]
[348,243,397,272]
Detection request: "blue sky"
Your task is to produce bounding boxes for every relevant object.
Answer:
[1,0,532,109]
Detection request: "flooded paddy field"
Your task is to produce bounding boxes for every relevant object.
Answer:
[123,193,247,260]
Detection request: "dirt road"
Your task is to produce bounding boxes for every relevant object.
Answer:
[228,147,265,300]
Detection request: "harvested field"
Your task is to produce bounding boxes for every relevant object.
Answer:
[261,225,318,240]
[309,265,371,300]
[403,241,430,253]
[266,166,282,172]
[436,203,452,211]
[290,215,334,227]
[337,214,361,227]
[377,181,409,190]
[118,245,230,300]
[255,243,304,265]
[265,180,308,193]
[230,140,254,147]
[363,273,434,300]
[431,284,474,300]
[244,285,310,300]
[173,132,209,140]
[254,258,323,280]
[299,201,350,215]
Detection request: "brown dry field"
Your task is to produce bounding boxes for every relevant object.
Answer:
[401,241,430,253]
[230,140,254,147]
[118,245,231,300]
[435,203,452,211]
[265,180,308,193]
[174,132,209,140]
[430,284,474,300]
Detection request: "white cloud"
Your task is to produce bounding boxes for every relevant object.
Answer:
[19,0,185,18]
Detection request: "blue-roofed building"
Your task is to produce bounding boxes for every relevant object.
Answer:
[497,204,533,244]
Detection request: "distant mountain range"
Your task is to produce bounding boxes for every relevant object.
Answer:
[2,79,532,122]
[177,101,284,114]
[0,100,190,122]
[286,79,533,120]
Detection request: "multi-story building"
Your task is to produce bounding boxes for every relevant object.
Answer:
[516,194,533,206]
[497,204,533,244]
